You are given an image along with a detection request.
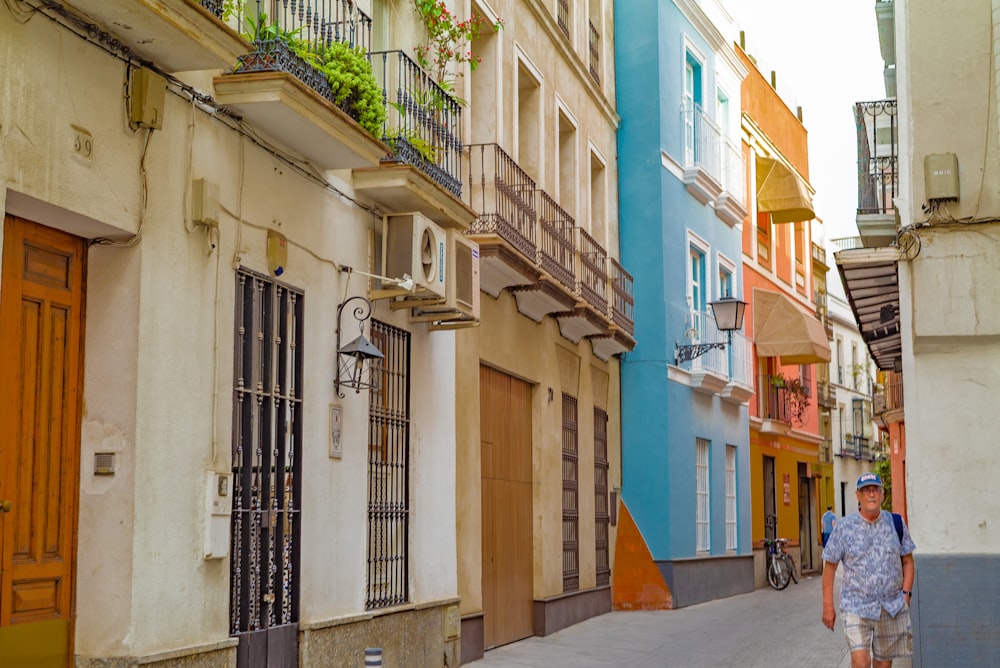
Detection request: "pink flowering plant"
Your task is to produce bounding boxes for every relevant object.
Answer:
[412,0,502,83]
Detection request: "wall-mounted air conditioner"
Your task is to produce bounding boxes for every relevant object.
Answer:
[411,229,480,323]
[382,212,447,300]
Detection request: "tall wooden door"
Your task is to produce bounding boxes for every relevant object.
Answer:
[480,366,533,649]
[0,215,87,667]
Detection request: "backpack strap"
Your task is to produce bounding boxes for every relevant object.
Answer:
[891,512,904,543]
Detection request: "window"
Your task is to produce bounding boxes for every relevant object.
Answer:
[851,342,859,390]
[562,394,579,592]
[587,5,601,85]
[590,149,607,244]
[725,445,737,551]
[836,337,844,385]
[696,438,710,552]
[366,320,411,609]
[594,408,610,587]
[800,364,812,396]
[557,0,570,39]
[690,245,706,313]
[718,266,732,300]
[683,53,702,165]
[230,269,303,640]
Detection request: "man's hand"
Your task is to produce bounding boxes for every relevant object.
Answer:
[822,603,836,631]
[821,560,839,631]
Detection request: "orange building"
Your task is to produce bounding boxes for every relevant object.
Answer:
[737,42,833,583]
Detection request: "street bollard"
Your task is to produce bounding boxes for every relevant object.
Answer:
[364,647,383,667]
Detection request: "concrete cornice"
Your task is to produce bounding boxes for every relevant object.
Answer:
[672,0,749,80]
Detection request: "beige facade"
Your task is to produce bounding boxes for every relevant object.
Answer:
[453,0,632,661]
[0,1,480,666]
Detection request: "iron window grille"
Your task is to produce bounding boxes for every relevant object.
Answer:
[562,394,579,592]
[230,269,303,662]
[366,320,411,609]
[594,408,610,587]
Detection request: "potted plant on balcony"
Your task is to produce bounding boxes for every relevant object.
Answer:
[226,3,386,139]
[768,373,811,426]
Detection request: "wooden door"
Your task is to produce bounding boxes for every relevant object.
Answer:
[480,366,533,649]
[0,215,86,667]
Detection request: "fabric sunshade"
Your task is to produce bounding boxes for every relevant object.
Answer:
[755,156,815,224]
[753,288,831,364]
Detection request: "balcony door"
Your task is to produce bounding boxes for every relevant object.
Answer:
[0,215,86,667]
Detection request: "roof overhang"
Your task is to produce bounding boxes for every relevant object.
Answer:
[755,156,815,224]
[752,288,832,364]
[834,247,902,371]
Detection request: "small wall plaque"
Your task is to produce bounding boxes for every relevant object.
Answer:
[330,405,343,459]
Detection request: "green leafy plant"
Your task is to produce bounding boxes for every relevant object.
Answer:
[412,0,502,84]
[305,42,387,137]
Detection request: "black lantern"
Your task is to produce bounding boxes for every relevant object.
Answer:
[674,296,747,365]
[335,295,384,396]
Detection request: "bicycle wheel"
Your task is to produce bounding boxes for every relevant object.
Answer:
[786,554,798,584]
[767,556,790,590]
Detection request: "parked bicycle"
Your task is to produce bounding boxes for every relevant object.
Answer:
[764,537,798,590]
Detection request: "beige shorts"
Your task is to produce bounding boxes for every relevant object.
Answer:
[843,607,913,661]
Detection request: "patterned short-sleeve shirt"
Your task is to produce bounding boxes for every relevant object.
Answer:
[822,510,916,619]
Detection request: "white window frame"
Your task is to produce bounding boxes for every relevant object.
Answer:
[696,438,710,552]
[725,445,737,552]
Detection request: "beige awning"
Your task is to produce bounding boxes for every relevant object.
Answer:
[756,156,815,224]
[753,288,831,364]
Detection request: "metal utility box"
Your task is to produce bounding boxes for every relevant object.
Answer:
[924,152,959,201]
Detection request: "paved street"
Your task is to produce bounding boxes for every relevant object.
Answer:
[467,573,913,668]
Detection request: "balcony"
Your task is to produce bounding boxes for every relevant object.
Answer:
[212,1,395,172]
[873,370,904,427]
[839,435,874,461]
[676,310,752,401]
[757,374,810,434]
[818,437,833,464]
[680,103,723,204]
[590,259,637,361]
[714,139,748,228]
[855,99,898,247]
[466,143,635,356]
[62,0,247,73]
[353,50,476,229]
[816,379,837,411]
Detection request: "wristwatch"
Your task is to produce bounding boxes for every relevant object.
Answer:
[902,590,912,596]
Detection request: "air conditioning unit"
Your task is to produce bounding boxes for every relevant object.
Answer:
[411,229,480,323]
[382,213,447,299]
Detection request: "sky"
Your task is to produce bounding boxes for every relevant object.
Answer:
[724,0,887,243]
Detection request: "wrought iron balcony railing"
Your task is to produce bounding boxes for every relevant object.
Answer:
[225,0,373,66]
[681,103,722,180]
[608,259,634,335]
[538,191,577,292]
[874,371,904,414]
[466,143,629,323]
[855,99,898,215]
[840,434,873,461]
[369,50,464,197]
[466,143,537,258]
[578,228,608,315]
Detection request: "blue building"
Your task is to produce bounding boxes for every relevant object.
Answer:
[614,0,754,607]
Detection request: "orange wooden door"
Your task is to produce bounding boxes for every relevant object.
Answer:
[480,366,533,649]
[0,215,86,667]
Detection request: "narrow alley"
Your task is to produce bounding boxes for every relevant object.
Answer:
[467,574,913,668]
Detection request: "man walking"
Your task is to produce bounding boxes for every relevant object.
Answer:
[821,505,837,547]
[821,472,915,668]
